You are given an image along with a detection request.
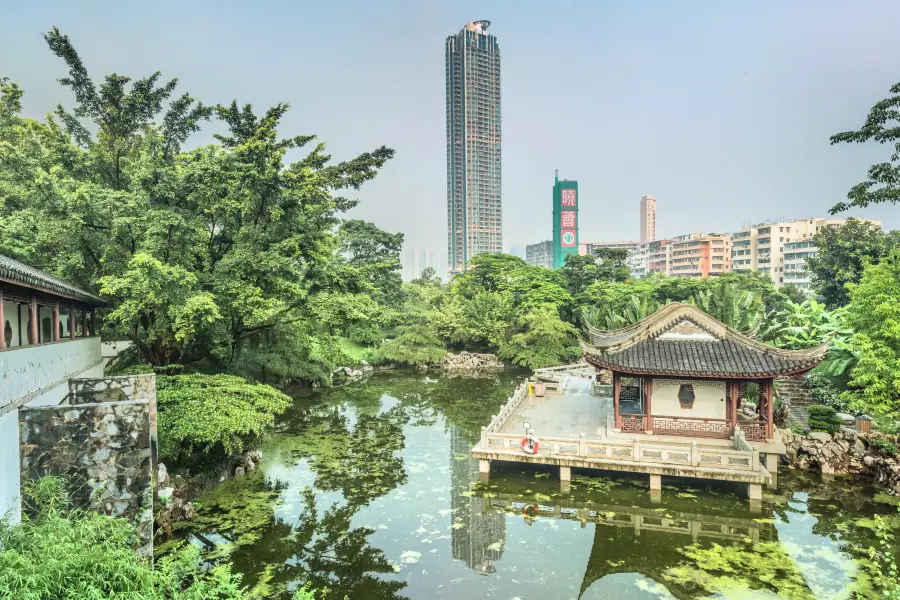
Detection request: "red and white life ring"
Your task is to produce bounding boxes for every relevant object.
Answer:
[521,436,540,454]
[523,504,540,518]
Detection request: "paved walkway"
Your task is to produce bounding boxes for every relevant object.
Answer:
[498,377,609,441]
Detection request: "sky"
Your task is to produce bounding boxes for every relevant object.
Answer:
[3,0,899,254]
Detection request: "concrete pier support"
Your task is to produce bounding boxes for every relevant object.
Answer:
[747,483,762,501]
[559,466,571,482]
[765,453,779,473]
[649,474,661,491]
[479,459,490,484]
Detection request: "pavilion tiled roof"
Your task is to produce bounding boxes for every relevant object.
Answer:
[0,254,105,306]
[581,303,827,379]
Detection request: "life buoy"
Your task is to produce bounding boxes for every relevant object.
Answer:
[521,436,540,454]
[523,504,540,518]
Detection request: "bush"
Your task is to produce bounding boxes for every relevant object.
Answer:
[807,405,843,434]
[0,477,250,599]
[870,437,900,457]
[157,374,292,463]
[805,372,848,412]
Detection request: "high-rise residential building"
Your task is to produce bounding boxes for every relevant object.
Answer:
[648,239,675,276]
[731,217,880,287]
[627,243,650,278]
[507,244,526,260]
[446,20,502,278]
[667,233,732,278]
[640,195,656,243]
[579,241,641,254]
[402,247,446,282]
[552,172,579,269]
[525,241,553,269]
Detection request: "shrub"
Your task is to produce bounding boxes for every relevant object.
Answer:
[157,374,291,463]
[805,372,848,412]
[807,405,843,434]
[0,477,249,599]
[870,437,900,457]
[374,323,447,367]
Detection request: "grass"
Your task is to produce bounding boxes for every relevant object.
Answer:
[337,337,372,362]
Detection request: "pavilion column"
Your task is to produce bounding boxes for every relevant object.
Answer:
[612,372,621,430]
[82,310,87,338]
[53,301,60,342]
[728,381,739,437]
[69,307,75,340]
[644,376,654,433]
[90,308,96,336]
[0,287,5,350]
[764,379,774,439]
[29,296,38,345]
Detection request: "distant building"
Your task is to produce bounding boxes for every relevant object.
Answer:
[446,20,502,278]
[579,241,641,255]
[507,244,527,260]
[627,243,649,278]
[552,172,579,269]
[403,247,446,282]
[782,240,818,291]
[668,233,732,279]
[731,218,880,287]
[526,241,553,269]
[640,195,656,243]
[647,239,676,276]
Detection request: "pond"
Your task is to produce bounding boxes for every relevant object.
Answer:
[164,371,900,599]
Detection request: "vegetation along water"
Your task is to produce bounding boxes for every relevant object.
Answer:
[161,372,900,600]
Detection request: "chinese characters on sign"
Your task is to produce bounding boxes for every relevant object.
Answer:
[561,210,576,228]
[561,230,576,247]
[561,189,577,206]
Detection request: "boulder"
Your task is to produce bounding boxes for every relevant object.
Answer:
[808,431,833,443]
[234,466,245,477]
[158,487,174,502]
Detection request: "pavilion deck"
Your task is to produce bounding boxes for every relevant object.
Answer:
[472,375,777,501]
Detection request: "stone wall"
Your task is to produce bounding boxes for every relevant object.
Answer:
[440,351,504,372]
[780,428,900,495]
[19,374,156,553]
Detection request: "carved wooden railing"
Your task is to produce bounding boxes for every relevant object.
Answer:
[619,414,647,433]
[653,416,731,438]
[736,421,769,441]
[478,431,760,473]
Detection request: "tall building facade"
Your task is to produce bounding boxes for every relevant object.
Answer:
[731,217,880,287]
[402,247,446,282]
[525,241,553,269]
[640,195,656,243]
[668,233,732,278]
[446,20,502,277]
[552,172,579,269]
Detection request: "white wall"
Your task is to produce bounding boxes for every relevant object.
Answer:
[0,410,20,524]
[651,379,726,420]
[0,337,103,412]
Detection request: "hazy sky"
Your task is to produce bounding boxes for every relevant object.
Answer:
[3,0,899,253]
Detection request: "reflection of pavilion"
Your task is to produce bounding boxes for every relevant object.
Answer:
[450,426,506,574]
[478,492,777,598]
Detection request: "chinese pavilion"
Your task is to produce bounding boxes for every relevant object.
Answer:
[582,303,827,442]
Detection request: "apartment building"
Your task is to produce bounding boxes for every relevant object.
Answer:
[647,239,675,276]
[526,240,553,269]
[579,241,640,254]
[731,218,880,287]
[668,233,732,279]
[627,243,649,278]
[639,195,656,243]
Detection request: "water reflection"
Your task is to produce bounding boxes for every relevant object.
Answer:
[163,372,899,600]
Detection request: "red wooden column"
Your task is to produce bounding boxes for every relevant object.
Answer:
[728,380,739,436]
[53,301,60,342]
[69,306,75,340]
[0,287,5,350]
[612,372,621,429]
[764,379,774,439]
[29,296,38,345]
[644,376,654,433]
[81,310,87,338]
[90,308,96,336]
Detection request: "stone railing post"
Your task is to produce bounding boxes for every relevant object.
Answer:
[480,426,487,449]
[632,439,641,461]
[578,433,586,456]
[691,440,699,466]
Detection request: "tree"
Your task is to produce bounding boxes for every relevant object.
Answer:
[374,323,447,366]
[841,251,900,416]
[593,247,631,283]
[829,82,900,214]
[0,30,394,381]
[806,218,900,308]
[688,282,764,331]
[499,305,578,369]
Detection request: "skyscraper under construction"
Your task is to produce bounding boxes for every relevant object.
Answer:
[446,20,502,277]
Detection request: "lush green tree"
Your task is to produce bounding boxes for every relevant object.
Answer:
[499,305,578,369]
[841,252,900,416]
[156,374,291,463]
[806,218,900,308]
[829,82,900,214]
[374,323,447,366]
[688,282,764,331]
[593,247,631,282]
[0,30,393,383]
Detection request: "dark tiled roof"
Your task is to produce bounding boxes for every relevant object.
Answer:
[582,302,827,378]
[0,254,105,306]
